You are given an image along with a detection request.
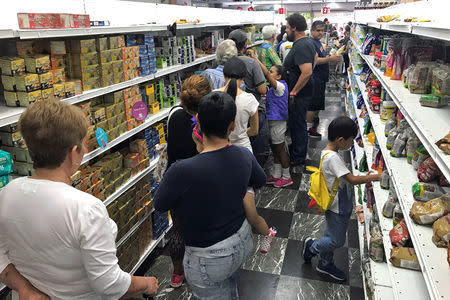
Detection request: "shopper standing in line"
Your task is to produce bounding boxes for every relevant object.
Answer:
[166,75,212,288]
[201,39,238,90]
[248,49,292,188]
[228,29,269,168]
[307,20,341,139]
[283,13,316,166]
[154,92,266,299]
[256,25,282,72]
[340,25,351,76]
[0,100,158,299]
[303,116,381,281]
[279,33,293,62]
[276,25,287,55]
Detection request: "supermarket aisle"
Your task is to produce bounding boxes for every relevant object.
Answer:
[136,82,364,300]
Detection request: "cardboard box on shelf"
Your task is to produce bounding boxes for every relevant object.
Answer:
[14,73,40,92]
[24,55,51,74]
[0,131,26,148]
[51,68,65,84]
[70,39,96,54]
[39,72,53,89]
[0,57,25,76]
[73,14,90,28]
[41,87,54,101]
[50,41,66,55]
[96,37,108,52]
[17,90,43,107]
[81,77,100,91]
[16,41,34,57]
[53,83,65,99]
[4,91,19,107]
[1,75,15,91]
[50,55,65,69]
[70,52,98,68]
[64,81,76,97]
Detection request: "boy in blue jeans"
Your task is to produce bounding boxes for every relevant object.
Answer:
[302,116,381,281]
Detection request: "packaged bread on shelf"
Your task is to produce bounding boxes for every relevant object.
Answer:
[436,133,450,155]
[390,247,421,270]
[410,194,450,225]
[390,219,410,246]
[432,214,450,248]
[412,182,446,202]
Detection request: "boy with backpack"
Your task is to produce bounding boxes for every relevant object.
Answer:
[303,116,381,281]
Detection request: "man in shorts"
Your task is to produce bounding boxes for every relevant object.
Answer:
[307,20,340,139]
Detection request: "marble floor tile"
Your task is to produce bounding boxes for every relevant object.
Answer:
[299,173,310,192]
[254,208,293,238]
[288,212,326,241]
[143,255,194,300]
[348,248,363,288]
[350,286,365,300]
[275,276,350,300]
[255,186,299,212]
[242,235,288,275]
[295,190,320,215]
[238,269,280,300]
[347,219,360,249]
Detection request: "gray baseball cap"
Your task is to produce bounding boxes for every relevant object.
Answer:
[228,29,248,46]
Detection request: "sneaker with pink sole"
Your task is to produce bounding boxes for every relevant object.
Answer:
[266,176,280,185]
[170,273,185,288]
[260,227,277,254]
[274,177,293,188]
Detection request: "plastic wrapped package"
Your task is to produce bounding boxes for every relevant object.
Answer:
[384,114,397,137]
[393,203,404,226]
[402,64,415,89]
[369,226,385,262]
[359,153,368,172]
[390,131,408,157]
[406,133,421,164]
[383,193,398,218]
[426,64,450,107]
[417,157,440,182]
[390,247,421,270]
[408,61,436,94]
[412,182,446,202]
[436,133,450,154]
[410,194,450,225]
[380,169,390,189]
[412,145,430,170]
[438,171,450,187]
[390,219,410,246]
[432,214,450,248]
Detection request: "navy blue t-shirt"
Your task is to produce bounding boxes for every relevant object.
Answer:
[310,37,329,82]
[154,145,266,247]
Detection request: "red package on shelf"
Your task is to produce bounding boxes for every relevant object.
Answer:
[18,13,53,29]
[390,219,410,247]
[73,14,91,28]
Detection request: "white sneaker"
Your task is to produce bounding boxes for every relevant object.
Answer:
[260,227,277,254]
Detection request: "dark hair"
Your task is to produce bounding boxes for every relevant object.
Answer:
[180,75,212,113]
[223,57,247,100]
[198,92,236,139]
[272,65,283,77]
[286,14,307,32]
[348,21,353,27]
[345,25,351,33]
[276,25,287,44]
[311,20,325,31]
[328,116,358,141]
[323,18,329,22]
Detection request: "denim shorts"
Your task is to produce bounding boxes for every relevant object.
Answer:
[183,220,253,300]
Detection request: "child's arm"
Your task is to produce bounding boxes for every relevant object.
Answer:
[243,192,270,236]
[343,172,382,185]
[247,49,278,90]
[247,112,259,137]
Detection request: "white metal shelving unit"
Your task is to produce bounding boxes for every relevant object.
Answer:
[349,55,446,300]
[116,208,155,247]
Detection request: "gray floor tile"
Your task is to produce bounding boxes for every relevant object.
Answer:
[348,248,363,288]
[255,185,299,212]
[242,235,288,275]
[299,173,310,192]
[275,276,350,300]
[288,212,327,241]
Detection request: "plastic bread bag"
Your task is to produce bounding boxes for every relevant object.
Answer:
[430,64,450,107]
[369,226,385,262]
[402,64,415,89]
[390,219,410,247]
[408,61,435,94]
[386,127,399,150]
[406,133,421,164]
[390,131,408,157]
[436,132,450,155]
[382,193,398,218]
[410,194,450,225]
[412,145,430,170]
[389,179,398,200]
[412,182,445,202]
[432,214,450,248]
[393,203,403,226]
[0,150,13,176]
[417,157,440,182]
[380,169,390,189]
[390,247,421,270]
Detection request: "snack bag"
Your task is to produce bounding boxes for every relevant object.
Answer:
[417,157,440,182]
[412,182,445,202]
[369,226,385,262]
[384,115,397,136]
[393,203,403,226]
[390,247,420,270]
[412,145,430,170]
[436,132,450,155]
[386,127,399,150]
[410,194,450,224]
[408,61,435,94]
[390,131,408,157]
[382,193,398,218]
[380,169,390,189]
[432,214,450,248]
[390,219,410,246]
[406,134,420,164]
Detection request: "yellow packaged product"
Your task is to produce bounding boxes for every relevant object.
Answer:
[51,55,66,69]
[113,72,124,84]
[102,103,116,119]
[144,83,154,96]
[108,36,120,49]
[100,62,114,77]
[72,52,98,67]
[1,75,16,91]
[79,65,100,81]
[70,80,83,95]
[70,39,96,54]
[51,68,65,84]
[24,55,50,74]
[53,83,66,99]
[114,103,125,115]
[432,214,450,248]
[110,49,122,62]
[41,88,54,101]
[99,50,113,64]
[149,101,159,114]
[112,60,123,73]
[92,106,106,123]
[96,37,108,51]
[0,131,25,148]
[101,74,114,87]
[105,90,124,104]
[107,116,117,130]
[64,81,76,98]
[82,77,101,91]
[0,57,25,76]
[15,73,40,92]
[4,91,19,107]
[18,90,43,107]
[39,72,53,89]
[86,125,96,140]
[110,126,120,140]
[389,247,420,270]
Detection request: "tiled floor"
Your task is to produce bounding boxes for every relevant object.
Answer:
[134,80,364,300]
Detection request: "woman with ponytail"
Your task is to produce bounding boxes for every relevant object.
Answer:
[216,57,276,254]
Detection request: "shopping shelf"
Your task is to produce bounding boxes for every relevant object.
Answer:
[116,208,155,247]
[350,63,448,300]
[0,54,216,128]
[131,220,173,274]
[104,156,159,207]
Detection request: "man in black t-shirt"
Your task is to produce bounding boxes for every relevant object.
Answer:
[283,14,316,165]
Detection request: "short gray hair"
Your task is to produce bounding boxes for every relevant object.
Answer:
[262,25,277,40]
[216,39,238,65]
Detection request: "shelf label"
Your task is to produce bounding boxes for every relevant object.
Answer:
[132,101,148,121]
[96,127,108,149]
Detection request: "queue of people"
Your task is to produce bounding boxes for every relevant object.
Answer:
[0,14,363,300]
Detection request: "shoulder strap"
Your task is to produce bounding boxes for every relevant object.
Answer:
[167,105,183,138]
[319,151,333,170]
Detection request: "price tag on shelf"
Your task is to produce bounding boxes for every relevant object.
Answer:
[132,101,148,121]
[96,127,108,149]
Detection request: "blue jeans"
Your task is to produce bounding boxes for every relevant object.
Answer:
[310,211,349,265]
[288,95,311,162]
[183,220,253,300]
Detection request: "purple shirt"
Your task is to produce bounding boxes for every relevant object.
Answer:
[266,80,288,121]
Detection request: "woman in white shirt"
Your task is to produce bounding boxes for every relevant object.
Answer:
[0,100,158,299]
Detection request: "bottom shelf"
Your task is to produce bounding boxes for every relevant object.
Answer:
[131,221,173,274]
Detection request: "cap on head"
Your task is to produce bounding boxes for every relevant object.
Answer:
[228,29,248,51]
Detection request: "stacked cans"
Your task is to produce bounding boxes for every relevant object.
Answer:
[154,35,196,68]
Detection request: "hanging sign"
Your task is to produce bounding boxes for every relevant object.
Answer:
[96,127,108,149]
[132,101,148,121]
[322,7,330,14]
[278,8,287,14]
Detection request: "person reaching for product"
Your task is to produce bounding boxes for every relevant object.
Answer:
[154,92,266,299]
[0,100,158,299]
[248,49,292,188]
[302,116,381,282]
[166,75,212,288]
